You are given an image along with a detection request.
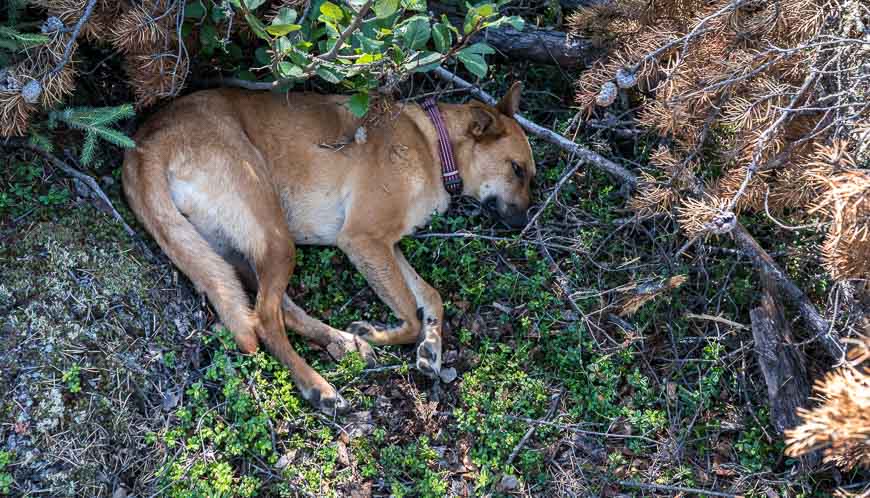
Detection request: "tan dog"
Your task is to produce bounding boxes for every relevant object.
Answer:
[122,84,535,414]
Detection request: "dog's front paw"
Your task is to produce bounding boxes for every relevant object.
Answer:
[305,382,350,416]
[326,332,377,366]
[416,332,442,378]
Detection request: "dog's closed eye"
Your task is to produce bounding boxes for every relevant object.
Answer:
[511,160,525,180]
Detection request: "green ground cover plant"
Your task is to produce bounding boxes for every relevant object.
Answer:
[1,0,868,497]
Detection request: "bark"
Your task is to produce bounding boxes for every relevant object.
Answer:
[429,4,601,67]
[471,26,600,67]
[750,283,810,434]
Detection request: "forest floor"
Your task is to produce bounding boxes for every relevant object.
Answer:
[0,71,864,497]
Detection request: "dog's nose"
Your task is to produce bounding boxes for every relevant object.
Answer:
[482,196,498,212]
[504,203,529,228]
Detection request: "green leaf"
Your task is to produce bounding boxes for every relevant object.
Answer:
[278,62,305,79]
[185,0,206,18]
[460,42,494,55]
[315,65,343,83]
[319,1,344,22]
[400,0,426,11]
[200,23,219,49]
[81,134,97,165]
[0,26,50,48]
[401,16,430,50]
[356,34,384,52]
[432,23,451,53]
[456,48,487,78]
[272,7,297,25]
[242,0,267,9]
[266,24,301,36]
[92,127,136,149]
[405,51,442,73]
[373,0,399,18]
[347,92,369,117]
[255,46,271,65]
[244,12,270,40]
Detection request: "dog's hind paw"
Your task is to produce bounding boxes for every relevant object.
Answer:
[326,332,377,366]
[347,321,377,340]
[415,333,442,378]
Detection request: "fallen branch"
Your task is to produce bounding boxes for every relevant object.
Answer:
[617,480,742,498]
[1,137,137,240]
[432,68,842,363]
[750,277,813,438]
[506,391,561,466]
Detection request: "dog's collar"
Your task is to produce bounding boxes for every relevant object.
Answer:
[421,97,462,195]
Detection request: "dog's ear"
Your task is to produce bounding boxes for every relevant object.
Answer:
[469,103,505,139]
[496,81,522,116]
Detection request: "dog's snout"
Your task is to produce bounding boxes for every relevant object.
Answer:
[482,196,498,212]
[503,203,529,228]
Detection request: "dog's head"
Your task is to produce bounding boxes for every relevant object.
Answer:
[462,82,535,228]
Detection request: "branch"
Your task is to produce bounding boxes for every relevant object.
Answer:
[304,0,373,73]
[617,481,741,498]
[1,137,137,240]
[432,68,843,363]
[49,0,98,76]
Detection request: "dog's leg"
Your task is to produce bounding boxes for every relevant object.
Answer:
[281,296,377,365]
[394,249,443,377]
[251,237,350,415]
[338,235,443,377]
[225,253,376,365]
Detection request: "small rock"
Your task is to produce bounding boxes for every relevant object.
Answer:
[496,474,519,492]
[275,449,297,470]
[345,410,374,440]
[443,349,458,365]
[438,367,458,384]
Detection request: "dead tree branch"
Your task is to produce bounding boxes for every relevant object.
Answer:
[432,68,843,363]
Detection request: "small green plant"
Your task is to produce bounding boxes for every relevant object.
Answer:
[0,451,13,495]
[62,364,81,393]
[48,105,136,165]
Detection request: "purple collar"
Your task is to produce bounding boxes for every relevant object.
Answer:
[421,97,462,195]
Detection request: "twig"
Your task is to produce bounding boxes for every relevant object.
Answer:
[519,160,582,238]
[505,391,561,467]
[49,0,98,76]
[684,313,748,330]
[617,480,742,498]
[1,138,137,239]
[303,0,373,74]
[433,68,843,364]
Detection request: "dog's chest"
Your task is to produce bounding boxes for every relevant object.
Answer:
[280,187,345,245]
[403,189,451,235]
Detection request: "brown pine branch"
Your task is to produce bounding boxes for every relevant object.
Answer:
[432,68,844,363]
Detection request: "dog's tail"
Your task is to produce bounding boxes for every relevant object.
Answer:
[122,148,258,350]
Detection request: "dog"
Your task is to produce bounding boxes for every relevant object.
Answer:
[122,83,535,414]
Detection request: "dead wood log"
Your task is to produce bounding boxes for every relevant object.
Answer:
[429,4,601,67]
[750,281,811,434]
[432,68,843,364]
[471,26,600,67]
